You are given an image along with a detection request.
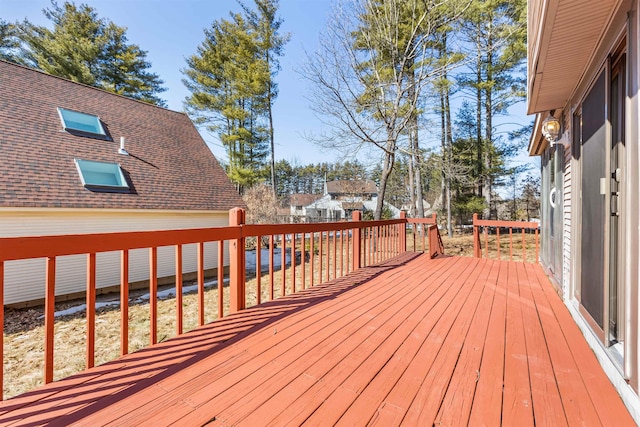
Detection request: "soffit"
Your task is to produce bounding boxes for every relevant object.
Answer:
[527,0,619,114]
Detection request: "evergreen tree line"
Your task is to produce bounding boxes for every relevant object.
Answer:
[0,2,166,106]
[274,160,368,197]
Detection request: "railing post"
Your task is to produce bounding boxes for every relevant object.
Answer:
[230,208,246,313]
[473,213,481,258]
[400,211,407,253]
[352,210,361,270]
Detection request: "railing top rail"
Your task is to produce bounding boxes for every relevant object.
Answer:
[473,219,539,229]
[242,218,404,236]
[406,217,437,225]
[0,217,408,263]
[0,226,243,262]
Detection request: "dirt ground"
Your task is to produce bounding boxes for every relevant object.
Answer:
[2,232,538,399]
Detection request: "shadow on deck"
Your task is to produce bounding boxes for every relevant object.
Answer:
[0,253,634,426]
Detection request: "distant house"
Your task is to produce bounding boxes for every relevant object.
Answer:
[0,60,245,306]
[285,193,322,222]
[303,180,401,222]
[527,0,640,413]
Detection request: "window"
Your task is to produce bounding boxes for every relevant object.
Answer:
[75,159,129,192]
[58,108,106,136]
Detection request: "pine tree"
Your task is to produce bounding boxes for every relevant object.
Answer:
[184,12,270,192]
[457,0,527,218]
[0,19,24,64]
[241,0,289,197]
[18,1,166,105]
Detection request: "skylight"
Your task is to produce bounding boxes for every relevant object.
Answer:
[75,159,129,192]
[58,108,106,136]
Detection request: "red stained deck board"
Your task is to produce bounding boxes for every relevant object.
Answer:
[432,261,500,426]
[399,258,492,426]
[527,263,636,426]
[467,260,507,426]
[516,261,568,427]
[254,257,469,427]
[172,255,459,426]
[501,260,534,426]
[94,255,424,425]
[0,255,634,426]
[336,257,485,427]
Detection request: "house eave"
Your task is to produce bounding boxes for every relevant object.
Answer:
[527,0,624,116]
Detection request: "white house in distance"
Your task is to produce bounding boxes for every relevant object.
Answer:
[303,180,401,222]
[284,193,322,222]
[0,60,245,306]
[527,0,640,417]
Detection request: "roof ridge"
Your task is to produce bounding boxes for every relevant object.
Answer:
[0,59,186,116]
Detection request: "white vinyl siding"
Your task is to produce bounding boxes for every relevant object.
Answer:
[1,209,229,305]
[563,133,572,298]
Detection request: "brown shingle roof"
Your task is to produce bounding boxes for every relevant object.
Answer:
[326,180,377,195]
[0,60,245,211]
[289,193,321,206]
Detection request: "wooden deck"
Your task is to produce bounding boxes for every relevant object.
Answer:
[0,254,635,426]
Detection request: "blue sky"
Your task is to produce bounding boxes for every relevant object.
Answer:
[3,0,535,176]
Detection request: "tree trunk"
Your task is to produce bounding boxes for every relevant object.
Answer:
[414,131,424,217]
[440,86,447,224]
[408,150,415,217]
[475,48,483,201]
[444,72,453,237]
[483,27,493,219]
[268,87,276,199]
[375,146,395,220]
[266,48,277,200]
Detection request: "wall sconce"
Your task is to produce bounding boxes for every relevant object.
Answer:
[541,114,561,145]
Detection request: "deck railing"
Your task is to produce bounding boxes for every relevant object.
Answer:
[0,209,441,400]
[472,213,540,262]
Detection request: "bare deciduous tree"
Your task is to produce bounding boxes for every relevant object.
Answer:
[301,0,469,219]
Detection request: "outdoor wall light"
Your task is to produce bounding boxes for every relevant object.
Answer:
[541,113,561,145]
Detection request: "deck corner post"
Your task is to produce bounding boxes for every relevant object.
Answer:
[352,210,362,270]
[229,207,246,313]
[400,211,407,253]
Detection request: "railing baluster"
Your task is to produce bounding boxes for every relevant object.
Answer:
[86,253,96,369]
[120,250,129,356]
[197,241,205,326]
[218,240,224,317]
[292,233,297,293]
[269,235,274,300]
[301,233,306,289]
[325,231,330,282]
[346,228,350,273]
[256,237,261,305]
[319,231,323,282]
[175,245,183,336]
[339,229,344,277]
[281,234,286,297]
[332,230,337,280]
[535,228,539,262]
[522,228,526,261]
[509,229,513,261]
[484,227,489,259]
[44,256,56,384]
[310,232,315,287]
[149,247,158,344]
[368,227,373,266]
[496,228,501,260]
